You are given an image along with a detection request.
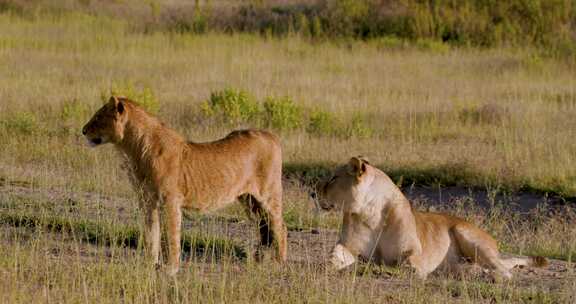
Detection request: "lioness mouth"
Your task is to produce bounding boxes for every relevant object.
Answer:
[90,138,102,146]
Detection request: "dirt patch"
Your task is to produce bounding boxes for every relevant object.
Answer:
[404,185,570,212]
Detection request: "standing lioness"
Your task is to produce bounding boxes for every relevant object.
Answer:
[82,96,287,275]
[314,157,547,280]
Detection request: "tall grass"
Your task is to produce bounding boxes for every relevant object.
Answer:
[0,9,574,197]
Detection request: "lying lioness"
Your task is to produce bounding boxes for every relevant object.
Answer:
[82,96,287,275]
[313,156,547,280]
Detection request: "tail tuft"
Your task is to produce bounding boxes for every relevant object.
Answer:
[530,256,549,268]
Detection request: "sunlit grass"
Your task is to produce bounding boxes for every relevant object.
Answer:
[0,10,574,197]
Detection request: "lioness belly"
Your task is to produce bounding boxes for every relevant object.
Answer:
[183,194,238,213]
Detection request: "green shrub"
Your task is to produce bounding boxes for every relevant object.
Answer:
[201,88,261,125]
[307,109,336,135]
[415,38,450,53]
[370,36,406,50]
[200,88,377,137]
[1,111,39,135]
[106,81,160,114]
[342,113,373,138]
[262,96,303,131]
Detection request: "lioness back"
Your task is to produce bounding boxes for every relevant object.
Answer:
[180,129,282,211]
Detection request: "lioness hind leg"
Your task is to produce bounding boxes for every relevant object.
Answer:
[240,194,287,262]
[266,201,287,262]
[452,224,512,280]
[247,191,287,262]
[239,195,271,244]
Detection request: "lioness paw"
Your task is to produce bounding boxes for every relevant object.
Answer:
[331,244,356,270]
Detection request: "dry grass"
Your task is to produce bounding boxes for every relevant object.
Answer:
[0,11,575,197]
[0,6,576,303]
[1,182,575,303]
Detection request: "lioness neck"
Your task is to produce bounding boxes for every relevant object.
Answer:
[370,172,415,227]
[117,105,186,171]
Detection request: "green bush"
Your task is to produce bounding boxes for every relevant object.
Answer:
[201,88,261,125]
[106,81,160,114]
[200,88,379,138]
[262,96,303,131]
[370,36,407,50]
[415,38,450,53]
[1,111,39,135]
[307,109,336,135]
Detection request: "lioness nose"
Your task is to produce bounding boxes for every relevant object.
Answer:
[82,127,87,135]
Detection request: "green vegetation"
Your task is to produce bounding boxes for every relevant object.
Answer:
[108,81,160,114]
[201,88,261,125]
[0,111,39,135]
[262,96,303,131]
[190,0,575,56]
[307,109,336,135]
[2,0,572,58]
[200,88,374,136]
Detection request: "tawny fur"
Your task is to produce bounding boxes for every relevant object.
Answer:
[83,96,287,275]
[315,157,547,280]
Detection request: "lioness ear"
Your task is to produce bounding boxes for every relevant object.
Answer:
[110,96,124,114]
[347,157,367,178]
[357,155,370,165]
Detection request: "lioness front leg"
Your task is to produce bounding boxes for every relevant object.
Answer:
[143,205,161,266]
[163,194,183,276]
[331,214,372,270]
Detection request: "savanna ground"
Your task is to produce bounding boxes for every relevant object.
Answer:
[1,1,575,303]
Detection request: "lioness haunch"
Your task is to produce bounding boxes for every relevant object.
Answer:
[314,157,547,280]
[83,96,287,275]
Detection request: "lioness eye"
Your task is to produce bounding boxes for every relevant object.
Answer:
[328,176,337,184]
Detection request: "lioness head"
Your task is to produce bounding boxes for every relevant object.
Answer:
[312,156,372,211]
[82,96,128,147]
